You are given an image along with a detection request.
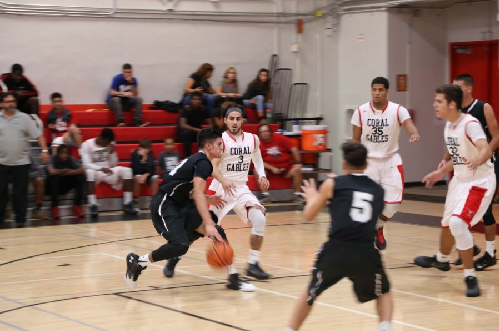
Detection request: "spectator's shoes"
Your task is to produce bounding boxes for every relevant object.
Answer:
[247,262,271,280]
[375,228,387,250]
[474,250,497,271]
[124,202,139,216]
[117,123,126,127]
[293,194,305,204]
[125,253,146,289]
[454,245,481,266]
[226,273,256,292]
[51,207,60,220]
[163,257,181,278]
[32,209,48,220]
[73,205,85,218]
[137,122,150,127]
[90,204,99,219]
[465,276,480,297]
[414,255,451,271]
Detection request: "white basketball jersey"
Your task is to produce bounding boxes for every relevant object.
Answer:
[444,114,493,179]
[82,138,116,168]
[352,101,411,158]
[216,131,257,185]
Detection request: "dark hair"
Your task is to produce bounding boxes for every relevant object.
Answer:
[11,63,23,74]
[258,123,271,134]
[139,138,152,149]
[57,144,70,155]
[123,63,132,70]
[191,91,203,99]
[194,63,214,78]
[164,137,175,143]
[51,92,62,100]
[0,92,16,102]
[435,84,463,110]
[100,128,115,142]
[251,68,271,90]
[371,77,389,89]
[198,128,222,149]
[454,73,474,87]
[342,142,367,169]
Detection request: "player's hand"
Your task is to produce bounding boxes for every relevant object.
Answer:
[271,167,281,175]
[300,178,318,202]
[409,133,421,142]
[206,195,227,209]
[259,177,270,191]
[327,173,338,179]
[463,157,479,174]
[422,170,445,189]
[205,224,223,241]
[221,179,236,196]
[101,168,113,175]
[437,159,447,170]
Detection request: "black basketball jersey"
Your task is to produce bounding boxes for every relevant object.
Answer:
[461,99,490,142]
[159,151,213,204]
[328,174,384,245]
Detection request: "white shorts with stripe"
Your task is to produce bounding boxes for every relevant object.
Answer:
[207,179,265,225]
[365,153,404,204]
[442,172,496,228]
[86,166,132,190]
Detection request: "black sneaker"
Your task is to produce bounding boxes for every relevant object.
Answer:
[125,253,146,289]
[163,257,181,278]
[246,262,271,280]
[465,276,480,297]
[124,202,138,216]
[293,194,305,204]
[474,250,497,271]
[90,204,99,219]
[375,228,387,250]
[414,255,451,271]
[258,194,271,204]
[226,273,256,292]
[454,245,481,266]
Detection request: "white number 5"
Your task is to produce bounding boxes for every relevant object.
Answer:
[350,191,374,223]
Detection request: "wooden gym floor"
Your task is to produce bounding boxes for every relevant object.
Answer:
[1,196,499,330]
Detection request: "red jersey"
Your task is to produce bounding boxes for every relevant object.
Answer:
[259,133,295,165]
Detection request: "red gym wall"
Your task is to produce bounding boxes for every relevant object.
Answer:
[450,40,499,117]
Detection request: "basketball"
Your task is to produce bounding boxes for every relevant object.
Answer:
[206,240,234,268]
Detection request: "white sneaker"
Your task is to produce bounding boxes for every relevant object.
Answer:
[226,273,257,292]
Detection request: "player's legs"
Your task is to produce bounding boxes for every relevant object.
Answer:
[285,164,304,202]
[376,292,393,331]
[31,176,47,220]
[110,166,137,215]
[85,169,100,219]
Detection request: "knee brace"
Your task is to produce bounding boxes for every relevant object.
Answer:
[449,216,474,250]
[248,207,266,236]
[151,243,189,262]
[382,203,399,219]
[85,169,97,181]
[119,167,133,180]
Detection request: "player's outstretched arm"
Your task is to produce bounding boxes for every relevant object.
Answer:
[352,125,362,143]
[484,103,499,152]
[252,135,269,190]
[302,178,334,222]
[192,177,223,241]
[402,118,421,142]
[422,161,453,189]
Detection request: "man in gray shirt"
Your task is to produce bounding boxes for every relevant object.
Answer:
[0,92,49,227]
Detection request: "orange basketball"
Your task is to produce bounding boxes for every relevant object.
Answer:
[206,240,234,268]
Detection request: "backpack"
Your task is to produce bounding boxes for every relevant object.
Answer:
[150,100,181,113]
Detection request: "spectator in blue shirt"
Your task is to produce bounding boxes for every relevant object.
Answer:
[107,63,148,127]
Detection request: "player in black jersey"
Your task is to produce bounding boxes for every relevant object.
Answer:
[285,142,393,331]
[124,129,255,291]
[438,74,498,270]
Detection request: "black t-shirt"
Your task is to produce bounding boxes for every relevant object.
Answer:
[131,149,155,176]
[190,73,211,91]
[159,151,213,204]
[49,155,80,171]
[158,151,180,175]
[461,99,490,141]
[328,174,384,245]
[179,106,210,129]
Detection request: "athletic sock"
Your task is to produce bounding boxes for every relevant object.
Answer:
[284,328,297,331]
[379,321,392,331]
[249,250,260,264]
[138,254,150,267]
[436,251,449,263]
[124,192,132,204]
[464,268,476,278]
[227,264,238,275]
[88,194,97,205]
[486,241,495,256]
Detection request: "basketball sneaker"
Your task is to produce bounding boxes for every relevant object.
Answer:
[414,255,451,271]
[454,245,481,266]
[163,257,181,278]
[258,194,271,204]
[247,262,271,280]
[375,228,387,250]
[474,250,496,271]
[125,253,146,289]
[90,204,99,219]
[465,276,480,297]
[124,202,138,216]
[73,205,85,218]
[226,273,256,292]
[51,207,60,220]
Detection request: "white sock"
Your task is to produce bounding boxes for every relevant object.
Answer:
[486,241,495,256]
[124,192,132,204]
[284,328,297,331]
[377,217,386,229]
[88,194,97,205]
[227,264,238,275]
[436,251,449,263]
[249,249,260,264]
[379,321,392,331]
[261,192,269,196]
[464,268,476,278]
[138,254,150,267]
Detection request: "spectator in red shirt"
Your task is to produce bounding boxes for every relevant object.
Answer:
[257,124,303,203]
[0,64,39,115]
[46,93,83,155]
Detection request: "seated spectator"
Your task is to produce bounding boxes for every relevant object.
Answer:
[177,91,212,157]
[46,144,85,220]
[157,138,180,181]
[216,67,242,106]
[131,138,159,203]
[29,152,48,220]
[81,128,138,219]
[182,63,217,116]
[242,68,273,121]
[211,98,233,131]
[46,92,82,155]
[0,64,39,115]
[257,124,303,203]
[107,63,148,127]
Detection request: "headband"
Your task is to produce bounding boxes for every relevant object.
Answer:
[225,107,244,118]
